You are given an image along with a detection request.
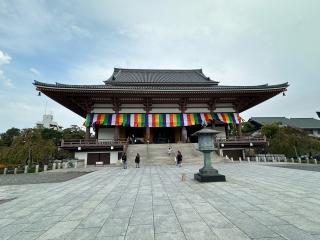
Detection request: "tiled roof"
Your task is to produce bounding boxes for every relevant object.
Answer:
[289,118,320,129]
[104,68,219,85]
[34,80,288,92]
[249,117,291,126]
[249,117,320,129]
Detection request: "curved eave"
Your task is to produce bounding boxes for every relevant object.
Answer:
[34,80,289,117]
[34,81,289,94]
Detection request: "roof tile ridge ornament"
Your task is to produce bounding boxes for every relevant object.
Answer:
[112,68,122,80]
[195,69,219,84]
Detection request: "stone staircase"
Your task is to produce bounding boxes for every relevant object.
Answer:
[126,143,226,166]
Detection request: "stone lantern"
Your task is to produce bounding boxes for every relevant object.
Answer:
[192,128,226,182]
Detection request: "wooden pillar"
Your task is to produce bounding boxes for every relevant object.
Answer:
[114,127,119,141]
[146,127,150,142]
[238,121,242,137]
[181,127,187,143]
[113,101,120,141]
[179,99,187,143]
[225,124,229,139]
[85,126,90,140]
[211,120,215,129]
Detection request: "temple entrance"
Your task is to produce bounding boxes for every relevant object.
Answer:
[125,127,145,143]
[152,127,175,143]
[187,125,203,143]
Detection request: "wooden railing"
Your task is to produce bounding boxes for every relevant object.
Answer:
[215,136,267,143]
[60,138,127,147]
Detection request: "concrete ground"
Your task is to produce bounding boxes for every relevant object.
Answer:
[0,163,320,240]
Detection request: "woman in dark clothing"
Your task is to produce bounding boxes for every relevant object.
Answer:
[122,153,127,169]
[176,150,182,167]
[135,153,140,168]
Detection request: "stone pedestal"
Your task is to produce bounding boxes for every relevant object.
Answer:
[191,129,226,183]
[194,173,226,182]
[194,151,226,182]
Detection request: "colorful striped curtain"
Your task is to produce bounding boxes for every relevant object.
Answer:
[85,112,241,127]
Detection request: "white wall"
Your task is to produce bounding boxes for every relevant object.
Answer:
[92,102,235,114]
[75,151,120,166]
[75,152,88,167]
[185,108,210,113]
[92,103,113,113]
[98,128,114,140]
[150,108,180,113]
[312,129,320,138]
[214,126,226,139]
[110,152,119,164]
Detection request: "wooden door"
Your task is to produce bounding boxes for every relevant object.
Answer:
[87,153,110,165]
[100,153,110,165]
[87,153,99,165]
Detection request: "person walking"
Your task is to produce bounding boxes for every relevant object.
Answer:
[168,146,172,156]
[135,153,140,168]
[176,150,182,167]
[122,153,127,169]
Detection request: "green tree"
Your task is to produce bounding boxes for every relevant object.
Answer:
[1,128,56,165]
[261,123,279,139]
[41,128,63,145]
[0,127,21,146]
[241,122,256,134]
[62,126,85,139]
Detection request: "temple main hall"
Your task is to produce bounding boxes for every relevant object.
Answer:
[34,68,288,165]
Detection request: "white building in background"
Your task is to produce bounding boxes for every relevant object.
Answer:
[36,113,62,130]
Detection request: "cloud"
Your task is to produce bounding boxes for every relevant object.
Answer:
[0,49,12,87]
[30,67,40,76]
[0,0,320,132]
[0,50,11,65]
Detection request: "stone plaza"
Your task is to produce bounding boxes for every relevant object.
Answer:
[0,163,320,240]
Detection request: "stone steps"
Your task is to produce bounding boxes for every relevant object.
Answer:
[126,143,226,166]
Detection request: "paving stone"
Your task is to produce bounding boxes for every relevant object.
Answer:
[125,224,154,240]
[154,215,181,233]
[7,231,45,240]
[0,164,320,240]
[229,216,279,238]
[63,227,99,240]
[98,218,129,237]
[129,211,153,225]
[245,210,288,226]
[212,227,251,240]
[23,216,62,232]
[155,231,186,240]
[153,205,175,217]
[36,220,80,240]
[0,223,29,240]
[200,212,234,228]
[279,214,320,234]
[77,212,109,228]
[269,224,317,240]
[175,208,202,223]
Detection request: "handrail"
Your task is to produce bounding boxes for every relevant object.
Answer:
[61,138,127,146]
[215,136,267,142]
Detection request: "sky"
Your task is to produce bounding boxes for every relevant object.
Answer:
[0,0,319,133]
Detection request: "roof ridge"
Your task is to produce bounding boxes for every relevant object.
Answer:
[114,67,203,72]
